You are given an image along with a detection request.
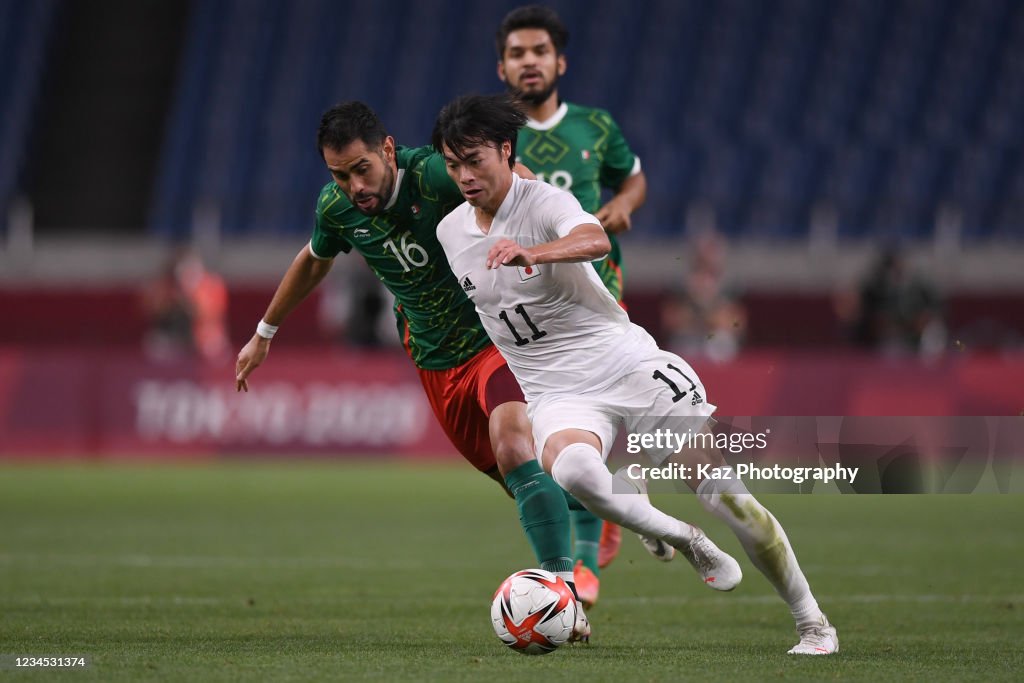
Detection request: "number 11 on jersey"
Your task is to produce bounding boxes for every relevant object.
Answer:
[498,305,547,347]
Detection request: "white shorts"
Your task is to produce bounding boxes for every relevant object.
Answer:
[528,348,717,464]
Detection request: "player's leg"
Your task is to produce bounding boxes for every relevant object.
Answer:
[476,348,590,641]
[533,402,741,592]
[635,351,837,654]
[480,355,605,597]
[674,437,837,654]
[487,401,575,579]
[421,348,576,584]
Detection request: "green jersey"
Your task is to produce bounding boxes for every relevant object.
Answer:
[311,145,491,370]
[517,102,640,302]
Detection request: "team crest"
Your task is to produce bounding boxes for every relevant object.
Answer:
[581,150,591,160]
[517,265,541,281]
[411,203,421,216]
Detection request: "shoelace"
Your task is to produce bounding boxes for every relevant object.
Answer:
[683,534,717,574]
[797,624,833,647]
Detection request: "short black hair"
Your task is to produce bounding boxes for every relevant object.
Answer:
[432,94,527,169]
[495,5,569,59]
[316,101,387,158]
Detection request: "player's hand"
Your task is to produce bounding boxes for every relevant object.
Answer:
[595,198,633,234]
[486,239,536,269]
[235,334,272,392]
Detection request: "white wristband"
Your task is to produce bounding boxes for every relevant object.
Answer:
[256,320,279,339]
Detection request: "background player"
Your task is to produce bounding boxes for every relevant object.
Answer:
[432,94,839,655]
[234,101,590,640]
[496,5,649,583]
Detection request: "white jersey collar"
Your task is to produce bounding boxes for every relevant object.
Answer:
[526,102,569,131]
[491,173,523,227]
[384,168,406,211]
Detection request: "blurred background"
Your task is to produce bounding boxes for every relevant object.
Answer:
[1,0,1022,459]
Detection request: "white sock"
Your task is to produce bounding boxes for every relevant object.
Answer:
[695,477,822,629]
[550,443,695,548]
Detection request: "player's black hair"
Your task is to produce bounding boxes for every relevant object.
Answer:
[495,5,570,58]
[316,101,388,158]
[432,94,527,170]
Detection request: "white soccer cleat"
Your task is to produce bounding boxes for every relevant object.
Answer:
[676,528,743,591]
[788,614,839,655]
[567,600,591,644]
[638,533,676,562]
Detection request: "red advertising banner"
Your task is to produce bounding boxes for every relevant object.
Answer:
[0,349,449,459]
[0,349,1021,459]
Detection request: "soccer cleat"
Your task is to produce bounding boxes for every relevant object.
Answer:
[788,614,839,655]
[637,533,676,562]
[567,599,591,644]
[597,521,622,568]
[675,527,743,591]
[573,560,600,609]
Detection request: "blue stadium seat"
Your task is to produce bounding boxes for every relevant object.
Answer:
[142,0,1024,243]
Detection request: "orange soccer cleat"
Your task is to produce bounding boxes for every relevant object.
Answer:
[573,560,600,610]
[597,521,622,569]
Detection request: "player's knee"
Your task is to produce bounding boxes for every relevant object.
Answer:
[489,402,535,476]
[541,429,602,473]
[493,435,534,475]
[548,442,604,496]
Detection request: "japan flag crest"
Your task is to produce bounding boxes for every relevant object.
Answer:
[517,265,541,281]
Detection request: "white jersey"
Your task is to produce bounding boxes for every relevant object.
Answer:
[437,174,658,402]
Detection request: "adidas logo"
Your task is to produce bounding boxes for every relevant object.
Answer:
[461,277,476,292]
[691,391,704,406]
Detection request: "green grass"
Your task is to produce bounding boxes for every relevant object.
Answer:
[1,462,1022,682]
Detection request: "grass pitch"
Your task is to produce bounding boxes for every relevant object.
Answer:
[1,461,1022,682]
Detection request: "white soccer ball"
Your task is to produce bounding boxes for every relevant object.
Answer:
[490,568,577,655]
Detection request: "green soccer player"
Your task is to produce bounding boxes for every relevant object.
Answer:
[496,4,650,605]
[235,102,590,641]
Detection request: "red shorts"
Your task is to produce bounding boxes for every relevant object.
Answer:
[416,345,525,472]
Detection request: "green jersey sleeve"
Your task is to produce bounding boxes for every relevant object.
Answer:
[418,152,465,206]
[596,110,638,190]
[311,183,354,258]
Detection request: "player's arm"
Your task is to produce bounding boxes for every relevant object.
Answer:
[595,110,647,234]
[486,224,609,269]
[235,244,334,392]
[595,169,646,235]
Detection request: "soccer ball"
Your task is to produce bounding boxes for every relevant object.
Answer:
[490,569,577,655]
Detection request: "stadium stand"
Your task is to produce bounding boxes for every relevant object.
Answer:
[139,0,1022,241]
[1,0,1020,243]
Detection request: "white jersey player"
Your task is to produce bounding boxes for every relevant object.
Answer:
[440,172,651,402]
[432,94,838,655]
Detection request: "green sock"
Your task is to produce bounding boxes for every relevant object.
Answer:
[571,509,602,575]
[504,461,574,575]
